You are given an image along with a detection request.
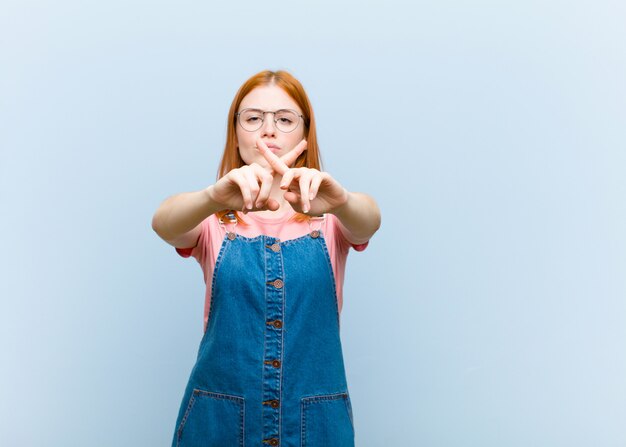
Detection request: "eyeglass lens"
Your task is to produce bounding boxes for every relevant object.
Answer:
[239,109,300,133]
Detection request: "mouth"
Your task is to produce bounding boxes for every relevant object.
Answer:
[264,143,281,153]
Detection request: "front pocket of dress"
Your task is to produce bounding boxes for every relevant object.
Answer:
[301,392,355,447]
[176,389,245,447]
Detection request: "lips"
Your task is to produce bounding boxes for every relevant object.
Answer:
[264,143,281,153]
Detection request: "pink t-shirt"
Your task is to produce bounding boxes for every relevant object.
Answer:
[176,209,368,330]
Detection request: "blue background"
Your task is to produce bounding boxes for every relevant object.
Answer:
[1,0,625,445]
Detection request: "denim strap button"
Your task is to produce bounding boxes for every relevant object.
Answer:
[266,320,283,329]
[270,279,283,289]
[263,399,280,408]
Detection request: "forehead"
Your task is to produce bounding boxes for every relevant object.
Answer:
[239,85,301,113]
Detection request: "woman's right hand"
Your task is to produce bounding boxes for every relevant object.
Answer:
[207,163,279,212]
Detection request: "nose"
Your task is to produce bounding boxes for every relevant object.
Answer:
[260,112,277,137]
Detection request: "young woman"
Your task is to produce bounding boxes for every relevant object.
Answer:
[152,70,381,447]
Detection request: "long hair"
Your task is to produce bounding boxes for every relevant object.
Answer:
[216,70,321,223]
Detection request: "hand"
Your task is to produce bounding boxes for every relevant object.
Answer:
[207,140,308,212]
[256,140,349,215]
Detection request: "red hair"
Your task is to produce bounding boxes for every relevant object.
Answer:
[216,70,321,223]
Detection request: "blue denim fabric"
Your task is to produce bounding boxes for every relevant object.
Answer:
[172,231,355,447]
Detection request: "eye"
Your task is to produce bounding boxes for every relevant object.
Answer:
[241,110,263,123]
[275,110,298,124]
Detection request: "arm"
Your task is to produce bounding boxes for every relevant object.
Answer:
[152,142,310,248]
[255,140,381,243]
[151,187,223,248]
[331,191,381,244]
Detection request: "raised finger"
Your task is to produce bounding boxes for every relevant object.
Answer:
[279,168,297,191]
[309,171,324,201]
[229,170,252,211]
[279,139,307,168]
[298,170,314,213]
[253,164,274,208]
[257,139,290,175]
[241,166,260,210]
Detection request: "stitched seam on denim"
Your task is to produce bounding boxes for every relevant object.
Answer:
[205,235,231,333]
[278,231,317,246]
[176,393,196,445]
[302,392,348,403]
[178,390,245,446]
[316,233,341,328]
[217,229,329,245]
[261,236,269,440]
[301,397,307,447]
[278,236,286,442]
[241,398,245,447]
[223,232,310,243]
[344,394,354,432]
[301,392,350,446]
[192,390,245,401]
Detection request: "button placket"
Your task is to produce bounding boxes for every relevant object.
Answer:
[262,237,284,442]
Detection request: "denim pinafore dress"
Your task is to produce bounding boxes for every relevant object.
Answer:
[172,216,355,447]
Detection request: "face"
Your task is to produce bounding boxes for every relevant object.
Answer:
[236,84,306,169]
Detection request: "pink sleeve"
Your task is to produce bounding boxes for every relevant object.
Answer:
[174,218,210,271]
[323,214,369,314]
[329,214,370,252]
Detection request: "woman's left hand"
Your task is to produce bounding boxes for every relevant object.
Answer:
[256,139,349,215]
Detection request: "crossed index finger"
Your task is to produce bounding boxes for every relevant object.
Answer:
[280,139,308,168]
[256,139,307,175]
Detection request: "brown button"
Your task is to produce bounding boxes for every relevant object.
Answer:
[266,243,281,252]
[227,232,236,240]
[272,279,283,289]
[267,320,283,329]
[263,439,279,446]
[264,359,281,368]
[263,399,280,408]
[310,230,320,238]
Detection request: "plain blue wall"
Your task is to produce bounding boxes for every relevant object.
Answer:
[1,0,625,445]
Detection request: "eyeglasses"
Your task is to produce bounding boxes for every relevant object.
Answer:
[236,108,304,133]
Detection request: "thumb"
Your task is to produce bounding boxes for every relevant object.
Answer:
[264,198,282,211]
